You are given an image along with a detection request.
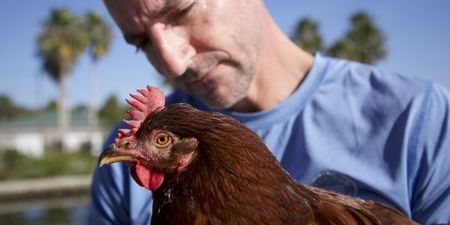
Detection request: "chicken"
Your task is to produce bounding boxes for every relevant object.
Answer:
[99,85,418,225]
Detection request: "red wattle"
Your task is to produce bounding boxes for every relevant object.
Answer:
[130,161,165,191]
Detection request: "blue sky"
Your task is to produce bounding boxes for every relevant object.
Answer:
[1,0,450,109]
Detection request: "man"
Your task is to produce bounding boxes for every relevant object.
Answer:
[89,0,450,224]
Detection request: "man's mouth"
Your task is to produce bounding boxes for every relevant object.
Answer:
[180,60,220,83]
[189,64,220,85]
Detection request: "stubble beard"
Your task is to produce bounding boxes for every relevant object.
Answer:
[200,68,253,110]
[173,64,254,110]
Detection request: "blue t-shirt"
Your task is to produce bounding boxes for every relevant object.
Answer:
[89,54,450,225]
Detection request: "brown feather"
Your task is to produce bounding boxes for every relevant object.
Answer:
[135,103,418,225]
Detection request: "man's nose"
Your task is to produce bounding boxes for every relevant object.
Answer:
[149,24,194,77]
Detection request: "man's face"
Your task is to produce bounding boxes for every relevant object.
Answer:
[104,0,264,109]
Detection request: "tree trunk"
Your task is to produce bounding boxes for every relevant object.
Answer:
[88,62,101,153]
[58,76,70,150]
[89,62,99,129]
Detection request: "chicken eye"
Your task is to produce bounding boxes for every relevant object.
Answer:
[155,133,171,146]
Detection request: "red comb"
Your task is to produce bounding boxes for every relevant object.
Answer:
[115,85,165,145]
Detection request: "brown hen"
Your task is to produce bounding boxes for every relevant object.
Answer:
[99,86,418,225]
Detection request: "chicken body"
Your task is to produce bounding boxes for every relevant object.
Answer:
[101,103,418,225]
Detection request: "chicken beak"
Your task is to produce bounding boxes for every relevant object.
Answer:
[98,144,136,167]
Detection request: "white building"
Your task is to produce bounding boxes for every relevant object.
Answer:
[0,112,104,157]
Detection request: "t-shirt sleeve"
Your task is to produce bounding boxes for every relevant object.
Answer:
[88,123,132,225]
[410,84,450,224]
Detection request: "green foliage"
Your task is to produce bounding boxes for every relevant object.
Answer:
[72,104,88,113]
[0,148,97,181]
[42,99,58,112]
[328,11,386,64]
[292,18,324,53]
[37,8,89,82]
[84,11,113,62]
[294,11,386,65]
[99,95,129,130]
[34,100,88,114]
[0,95,31,121]
[327,39,354,60]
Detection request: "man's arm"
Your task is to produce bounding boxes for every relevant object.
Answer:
[410,84,450,224]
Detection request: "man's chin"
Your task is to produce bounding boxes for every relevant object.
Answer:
[174,79,249,110]
[198,90,246,110]
[198,95,236,110]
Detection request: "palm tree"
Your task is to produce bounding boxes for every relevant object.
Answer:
[84,11,113,129]
[327,39,354,60]
[292,18,324,53]
[37,8,88,148]
[328,11,386,64]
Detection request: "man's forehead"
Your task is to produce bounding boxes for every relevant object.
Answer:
[104,0,183,13]
[104,0,191,41]
[104,0,191,26]
[144,0,178,9]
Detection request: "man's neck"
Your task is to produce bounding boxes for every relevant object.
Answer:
[230,18,314,113]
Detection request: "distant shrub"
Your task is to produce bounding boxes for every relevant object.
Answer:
[0,148,97,181]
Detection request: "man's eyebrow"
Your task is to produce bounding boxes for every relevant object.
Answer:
[150,0,180,19]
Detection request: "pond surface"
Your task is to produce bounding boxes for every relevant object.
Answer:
[0,195,89,225]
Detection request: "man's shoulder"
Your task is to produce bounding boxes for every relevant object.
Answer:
[318,55,435,104]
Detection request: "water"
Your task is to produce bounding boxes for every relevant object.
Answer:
[0,195,89,225]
